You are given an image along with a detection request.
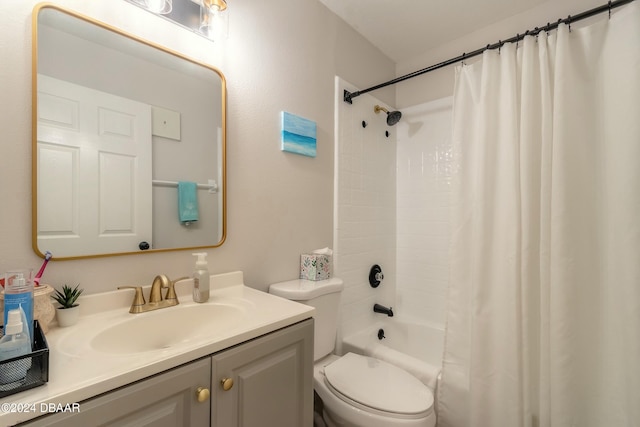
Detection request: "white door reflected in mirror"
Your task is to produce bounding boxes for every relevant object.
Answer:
[37,75,153,257]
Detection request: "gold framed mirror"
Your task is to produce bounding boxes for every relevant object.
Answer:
[32,3,226,260]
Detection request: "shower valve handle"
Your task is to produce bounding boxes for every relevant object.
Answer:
[369,264,384,288]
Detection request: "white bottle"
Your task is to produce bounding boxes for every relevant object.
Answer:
[0,308,32,387]
[192,253,210,303]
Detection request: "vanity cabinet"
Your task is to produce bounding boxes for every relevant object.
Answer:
[18,319,313,427]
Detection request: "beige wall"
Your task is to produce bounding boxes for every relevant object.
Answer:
[396,0,606,107]
[0,0,395,294]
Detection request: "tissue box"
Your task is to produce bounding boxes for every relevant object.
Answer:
[300,253,331,281]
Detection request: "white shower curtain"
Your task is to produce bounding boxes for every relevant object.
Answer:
[439,3,640,427]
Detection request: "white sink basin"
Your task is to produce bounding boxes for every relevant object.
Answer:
[90,303,245,354]
[57,301,248,357]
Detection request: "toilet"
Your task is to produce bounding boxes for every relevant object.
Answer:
[269,278,436,427]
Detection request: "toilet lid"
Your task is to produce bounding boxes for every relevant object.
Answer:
[323,352,433,416]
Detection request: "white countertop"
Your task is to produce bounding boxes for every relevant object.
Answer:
[0,272,314,426]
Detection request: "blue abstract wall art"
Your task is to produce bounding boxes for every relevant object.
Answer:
[281,111,317,157]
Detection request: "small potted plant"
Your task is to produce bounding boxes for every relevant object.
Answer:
[53,284,83,327]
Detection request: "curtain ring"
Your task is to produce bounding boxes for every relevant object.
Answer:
[546,22,551,36]
[516,34,519,49]
[608,1,612,19]
[567,15,572,32]
[498,40,503,53]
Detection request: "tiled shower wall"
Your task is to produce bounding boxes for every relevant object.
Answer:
[335,80,454,341]
[334,77,397,341]
[395,98,453,328]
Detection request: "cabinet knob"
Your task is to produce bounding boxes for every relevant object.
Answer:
[220,377,234,391]
[196,387,210,403]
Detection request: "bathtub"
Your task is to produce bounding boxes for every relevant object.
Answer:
[341,317,444,392]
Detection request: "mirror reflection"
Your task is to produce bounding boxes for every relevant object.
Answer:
[33,5,226,259]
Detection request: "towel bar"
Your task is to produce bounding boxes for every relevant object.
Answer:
[152,179,218,193]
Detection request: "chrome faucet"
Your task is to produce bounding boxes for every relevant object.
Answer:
[118,275,189,314]
[373,303,394,317]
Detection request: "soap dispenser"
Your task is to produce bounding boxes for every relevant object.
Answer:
[192,253,210,303]
[0,308,32,387]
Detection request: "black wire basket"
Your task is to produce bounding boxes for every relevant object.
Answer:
[0,320,49,398]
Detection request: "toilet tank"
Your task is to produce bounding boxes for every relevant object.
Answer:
[269,277,343,361]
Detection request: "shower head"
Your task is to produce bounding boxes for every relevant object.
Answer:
[374,105,402,126]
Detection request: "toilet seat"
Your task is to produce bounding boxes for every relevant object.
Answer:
[323,352,434,419]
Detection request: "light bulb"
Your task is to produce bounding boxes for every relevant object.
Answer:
[146,0,172,14]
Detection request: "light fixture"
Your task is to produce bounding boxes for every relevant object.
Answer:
[129,0,173,15]
[201,0,227,12]
[125,0,228,41]
[199,0,227,40]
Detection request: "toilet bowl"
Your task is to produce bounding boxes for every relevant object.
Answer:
[315,354,436,427]
[269,278,436,427]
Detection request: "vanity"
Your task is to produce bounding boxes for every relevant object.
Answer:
[1,272,315,426]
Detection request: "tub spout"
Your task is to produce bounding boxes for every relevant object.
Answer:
[373,303,394,317]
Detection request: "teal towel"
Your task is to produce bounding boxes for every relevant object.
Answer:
[178,181,199,223]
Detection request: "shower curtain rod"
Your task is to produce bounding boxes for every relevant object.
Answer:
[343,0,635,104]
